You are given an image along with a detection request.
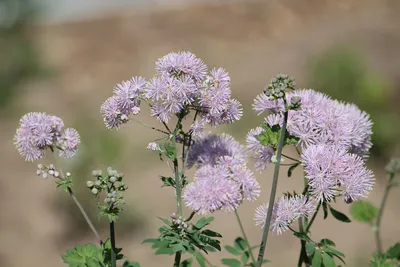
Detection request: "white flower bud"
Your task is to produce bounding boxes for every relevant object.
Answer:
[48,170,54,176]
[66,172,71,177]
[91,188,98,194]
[86,181,94,188]
[36,170,42,176]
[37,164,43,170]
[42,172,48,179]
[109,176,117,183]
[54,171,59,178]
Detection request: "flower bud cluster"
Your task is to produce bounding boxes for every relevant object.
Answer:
[87,167,127,220]
[36,163,60,179]
[263,73,296,100]
[385,158,400,175]
[170,213,190,237]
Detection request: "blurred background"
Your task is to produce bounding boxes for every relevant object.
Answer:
[1,0,400,266]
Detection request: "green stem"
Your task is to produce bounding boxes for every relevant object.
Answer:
[256,101,289,267]
[130,118,169,135]
[282,153,301,163]
[110,221,117,267]
[297,218,309,267]
[234,209,257,264]
[68,187,102,245]
[374,174,394,253]
[172,116,185,267]
[305,202,321,233]
[52,152,102,245]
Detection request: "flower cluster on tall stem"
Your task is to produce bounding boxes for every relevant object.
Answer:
[247,73,375,266]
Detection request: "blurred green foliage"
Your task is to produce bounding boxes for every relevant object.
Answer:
[308,46,400,161]
[0,0,44,109]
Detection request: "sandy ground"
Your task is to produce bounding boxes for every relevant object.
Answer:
[1,0,400,266]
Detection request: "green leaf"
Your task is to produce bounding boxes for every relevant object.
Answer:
[386,242,400,260]
[329,206,351,223]
[61,243,104,267]
[306,243,316,256]
[194,251,206,267]
[241,251,250,264]
[312,251,322,267]
[160,176,176,188]
[194,217,214,229]
[288,163,299,177]
[224,245,241,256]
[101,239,124,266]
[323,247,345,258]
[56,178,73,192]
[320,239,336,247]
[123,260,141,267]
[322,253,336,267]
[172,243,186,253]
[155,247,174,255]
[350,200,379,223]
[158,217,173,226]
[142,238,158,244]
[164,140,176,161]
[221,258,241,267]
[201,229,222,238]
[180,258,193,267]
[234,237,248,251]
[294,232,312,242]
[322,202,329,219]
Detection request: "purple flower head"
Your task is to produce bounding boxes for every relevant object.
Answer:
[14,112,80,161]
[156,51,208,82]
[199,68,232,116]
[253,94,284,115]
[246,127,274,172]
[150,102,171,123]
[101,96,129,129]
[113,77,145,113]
[190,119,205,136]
[338,153,375,202]
[183,165,242,215]
[147,142,160,151]
[58,128,80,158]
[230,165,260,201]
[254,195,315,234]
[187,133,247,169]
[336,102,373,158]
[301,144,374,202]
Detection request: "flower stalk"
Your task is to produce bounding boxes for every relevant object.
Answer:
[256,100,289,266]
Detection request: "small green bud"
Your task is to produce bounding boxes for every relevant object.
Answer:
[385,158,400,175]
[86,181,94,188]
[91,188,98,195]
